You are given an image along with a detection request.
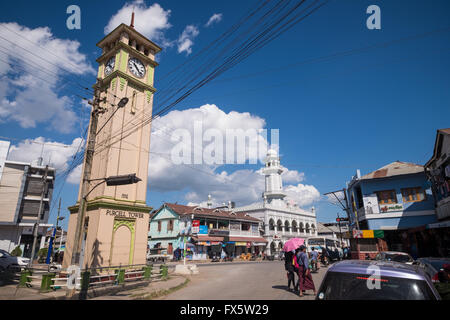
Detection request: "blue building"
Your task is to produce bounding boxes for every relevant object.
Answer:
[148,203,265,260]
[346,161,437,255]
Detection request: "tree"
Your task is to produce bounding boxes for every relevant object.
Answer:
[10,246,22,257]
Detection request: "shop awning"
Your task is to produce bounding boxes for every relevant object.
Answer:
[427,220,450,229]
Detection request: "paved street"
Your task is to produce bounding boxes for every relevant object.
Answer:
[158,261,328,300]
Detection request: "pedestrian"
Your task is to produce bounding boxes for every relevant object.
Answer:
[284,250,296,292]
[294,245,316,297]
[310,247,319,272]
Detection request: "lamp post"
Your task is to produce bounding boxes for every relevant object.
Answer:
[183,213,195,266]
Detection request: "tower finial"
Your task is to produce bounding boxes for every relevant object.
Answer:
[130,7,135,28]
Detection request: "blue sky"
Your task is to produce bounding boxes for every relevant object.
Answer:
[1,0,449,230]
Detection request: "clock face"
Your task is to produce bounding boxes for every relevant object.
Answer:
[104,56,115,76]
[128,57,146,78]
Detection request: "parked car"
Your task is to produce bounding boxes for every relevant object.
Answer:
[375,251,414,265]
[0,249,30,272]
[414,257,450,282]
[316,260,440,300]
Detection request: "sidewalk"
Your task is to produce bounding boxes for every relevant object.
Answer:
[91,275,188,300]
[0,275,188,300]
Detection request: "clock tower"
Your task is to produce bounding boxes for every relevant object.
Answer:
[63,22,161,269]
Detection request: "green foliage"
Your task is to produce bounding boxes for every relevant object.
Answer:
[10,246,22,257]
[37,248,48,263]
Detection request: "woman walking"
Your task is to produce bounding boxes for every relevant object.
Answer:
[294,245,316,297]
[284,250,296,291]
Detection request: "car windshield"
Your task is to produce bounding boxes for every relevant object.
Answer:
[317,271,436,300]
[385,254,412,263]
[0,250,11,257]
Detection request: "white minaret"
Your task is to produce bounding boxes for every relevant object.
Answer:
[262,149,286,206]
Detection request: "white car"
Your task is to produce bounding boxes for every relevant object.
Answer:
[0,249,30,272]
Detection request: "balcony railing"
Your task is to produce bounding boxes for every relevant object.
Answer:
[229,230,260,237]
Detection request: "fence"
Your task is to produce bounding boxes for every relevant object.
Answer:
[17,263,169,293]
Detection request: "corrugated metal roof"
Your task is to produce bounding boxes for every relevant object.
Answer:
[360,161,424,180]
[164,203,262,223]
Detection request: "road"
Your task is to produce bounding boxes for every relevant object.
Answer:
[158,261,328,300]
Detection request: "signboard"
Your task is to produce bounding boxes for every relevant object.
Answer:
[362,230,374,238]
[246,242,251,248]
[209,229,229,236]
[192,220,200,234]
[235,242,247,246]
[379,203,403,213]
[352,229,384,238]
[199,225,208,235]
[353,230,363,238]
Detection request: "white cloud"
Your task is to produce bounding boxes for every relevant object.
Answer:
[148,104,319,208]
[67,164,82,185]
[0,22,94,132]
[177,25,199,55]
[105,1,172,45]
[205,13,223,27]
[7,137,83,172]
[284,184,321,207]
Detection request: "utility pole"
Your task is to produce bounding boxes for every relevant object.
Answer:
[45,198,61,264]
[336,213,343,247]
[29,165,48,266]
[70,80,104,268]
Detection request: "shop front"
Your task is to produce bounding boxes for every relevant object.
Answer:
[229,237,267,257]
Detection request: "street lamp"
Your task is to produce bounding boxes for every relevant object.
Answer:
[183,213,195,266]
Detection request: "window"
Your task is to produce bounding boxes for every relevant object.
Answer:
[157,221,162,232]
[376,190,397,204]
[167,220,173,231]
[401,187,425,203]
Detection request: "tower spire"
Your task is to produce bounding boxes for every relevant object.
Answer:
[130,7,135,28]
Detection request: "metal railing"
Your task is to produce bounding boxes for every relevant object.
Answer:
[18,263,170,293]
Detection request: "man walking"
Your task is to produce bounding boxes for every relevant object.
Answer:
[294,245,316,297]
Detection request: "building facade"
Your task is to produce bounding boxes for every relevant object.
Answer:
[0,141,55,258]
[148,203,266,260]
[234,149,317,256]
[425,128,450,222]
[346,161,437,256]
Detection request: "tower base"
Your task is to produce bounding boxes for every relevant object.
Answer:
[63,199,152,270]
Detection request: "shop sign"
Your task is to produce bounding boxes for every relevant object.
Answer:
[253,242,266,246]
[192,220,200,234]
[352,229,384,238]
[246,242,251,248]
[209,229,229,236]
[235,242,247,246]
[353,230,363,238]
[379,203,403,213]
[199,225,208,235]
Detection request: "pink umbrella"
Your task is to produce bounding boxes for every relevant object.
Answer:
[283,238,305,252]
